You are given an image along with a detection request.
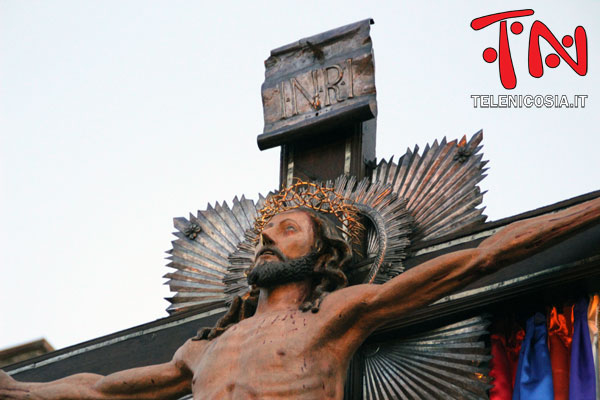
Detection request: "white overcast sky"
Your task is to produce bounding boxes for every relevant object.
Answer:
[1,1,598,351]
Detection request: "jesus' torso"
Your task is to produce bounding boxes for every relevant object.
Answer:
[186,298,364,400]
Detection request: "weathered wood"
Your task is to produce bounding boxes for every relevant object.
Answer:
[258,19,376,150]
[256,19,377,186]
[0,340,54,368]
[6,308,224,381]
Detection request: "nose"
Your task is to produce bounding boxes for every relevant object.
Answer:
[260,230,274,246]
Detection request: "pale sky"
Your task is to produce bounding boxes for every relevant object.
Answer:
[1,1,598,351]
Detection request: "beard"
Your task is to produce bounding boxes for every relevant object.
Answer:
[247,251,319,288]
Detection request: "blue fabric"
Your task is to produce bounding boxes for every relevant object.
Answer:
[570,297,596,400]
[513,312,554,400]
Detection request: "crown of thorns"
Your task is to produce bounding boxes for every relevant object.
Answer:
[254,180,363,244]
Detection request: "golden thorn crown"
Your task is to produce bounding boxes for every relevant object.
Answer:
[254,180,363,244]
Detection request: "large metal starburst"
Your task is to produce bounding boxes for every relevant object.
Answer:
[165,131,487,312]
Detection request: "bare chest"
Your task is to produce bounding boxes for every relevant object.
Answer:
[190,311,346,399]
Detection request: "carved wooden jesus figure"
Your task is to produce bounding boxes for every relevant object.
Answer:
[1,196,600,399]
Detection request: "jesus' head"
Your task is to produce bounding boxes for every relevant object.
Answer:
[195,208,353,340]
[248,208,353,310]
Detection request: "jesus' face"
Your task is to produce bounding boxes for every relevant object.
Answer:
[254,210,315,265]
[249,210,318,288]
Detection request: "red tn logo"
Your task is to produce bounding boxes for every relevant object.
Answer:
[471,9,587,89]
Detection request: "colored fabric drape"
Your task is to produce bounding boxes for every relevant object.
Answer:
[570,296,596,400]
[507,323,526,388]
[548,304,574,400]
[490,333,513,400]
[513,312,554,400]
[490,318,524,399]
[587,294,599,400]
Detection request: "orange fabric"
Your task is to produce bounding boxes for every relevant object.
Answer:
[548,304,574,400]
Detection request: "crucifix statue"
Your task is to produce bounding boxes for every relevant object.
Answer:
[1,19,599,400]
[1,182,600,399]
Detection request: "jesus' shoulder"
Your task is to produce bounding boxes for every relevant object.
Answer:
[318,194,600,342]
[316,246,492,344]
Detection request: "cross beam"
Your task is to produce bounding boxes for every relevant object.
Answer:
[257,19,377,185]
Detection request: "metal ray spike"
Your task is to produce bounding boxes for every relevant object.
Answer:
[404,140,443,210]
[362,315,491,400]
[214,201,244,240]
[202,205,239,249]
[398,152,422,199]
[415,154,484,228]
[190,211,236,254]
[373,132,487,246]
[375,158,388,184]
[392,148,413,197]
[231,199,251,232]
[383,156,395,185]
[408,143,458,216]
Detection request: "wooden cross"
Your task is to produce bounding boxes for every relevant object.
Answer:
[257,19,377,185]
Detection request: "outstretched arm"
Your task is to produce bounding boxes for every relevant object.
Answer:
[0,339,203,400]
[354,196,600,330]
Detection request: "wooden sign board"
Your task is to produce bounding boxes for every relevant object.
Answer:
[257,18,377,150]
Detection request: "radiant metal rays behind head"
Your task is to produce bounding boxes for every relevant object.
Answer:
[165,131,488,312]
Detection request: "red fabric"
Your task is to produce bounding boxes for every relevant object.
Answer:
[548,304,574,400]
[507,324,526,388]
[490,333,513,400]
[489,317,525,399]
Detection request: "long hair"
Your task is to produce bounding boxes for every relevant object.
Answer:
[195,208,353,340]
